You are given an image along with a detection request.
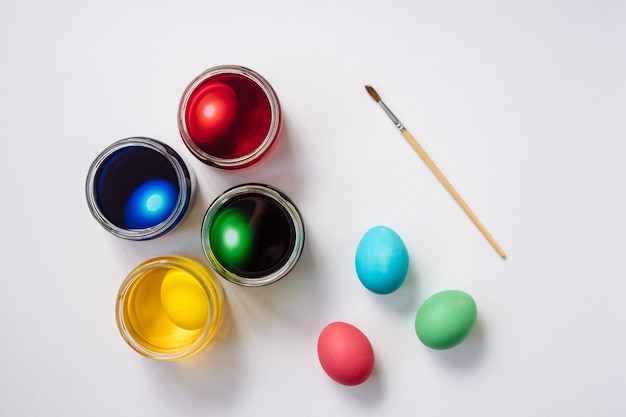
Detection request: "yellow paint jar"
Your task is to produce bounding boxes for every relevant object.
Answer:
[116,256,224,360]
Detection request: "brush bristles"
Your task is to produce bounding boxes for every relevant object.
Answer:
[365,85,381,102]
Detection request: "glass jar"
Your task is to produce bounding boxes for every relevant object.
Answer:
[178,65,283,170]
[202,184,305,286]
[115,256,224,360]
[85,137,194,240]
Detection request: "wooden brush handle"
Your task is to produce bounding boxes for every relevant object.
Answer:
[401,129,506,259]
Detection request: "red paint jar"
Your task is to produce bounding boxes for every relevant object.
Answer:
[178,65,283,170]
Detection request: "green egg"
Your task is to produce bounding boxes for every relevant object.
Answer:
[209,207,253,271]
[415,290,477,350]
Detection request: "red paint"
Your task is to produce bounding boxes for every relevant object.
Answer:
[317,322,375,386]
[185,74,272,160]
[185,82,239,148]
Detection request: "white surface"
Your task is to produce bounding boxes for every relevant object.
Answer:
[1,0,625,415]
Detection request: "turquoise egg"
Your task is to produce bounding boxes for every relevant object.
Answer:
[415,290,477,349]
[355,225,409,294]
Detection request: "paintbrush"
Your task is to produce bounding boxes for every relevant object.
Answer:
[365,85,506,259]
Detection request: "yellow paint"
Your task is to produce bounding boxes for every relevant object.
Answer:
[118,256,223,360]
[160,269,209,330]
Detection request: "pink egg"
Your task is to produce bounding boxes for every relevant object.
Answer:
[317,322,375,386]
[185,81,239,147]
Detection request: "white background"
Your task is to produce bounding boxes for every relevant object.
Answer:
[1,0,625,415]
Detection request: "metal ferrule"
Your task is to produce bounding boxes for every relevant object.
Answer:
[378,101,406,132]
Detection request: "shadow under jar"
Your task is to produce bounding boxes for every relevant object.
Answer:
[202,184,305,286]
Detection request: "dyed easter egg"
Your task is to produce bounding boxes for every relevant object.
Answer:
[317,322,375,386]
[415,290,477,349]
[208,206,254,271]
[355,225,409,294]
[160,269,209,330]
[123,178,178,229]
[186,81,239,147]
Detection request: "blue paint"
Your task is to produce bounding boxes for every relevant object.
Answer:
[124,179,178,229]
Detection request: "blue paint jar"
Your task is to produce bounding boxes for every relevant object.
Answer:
[86,137,195,240]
